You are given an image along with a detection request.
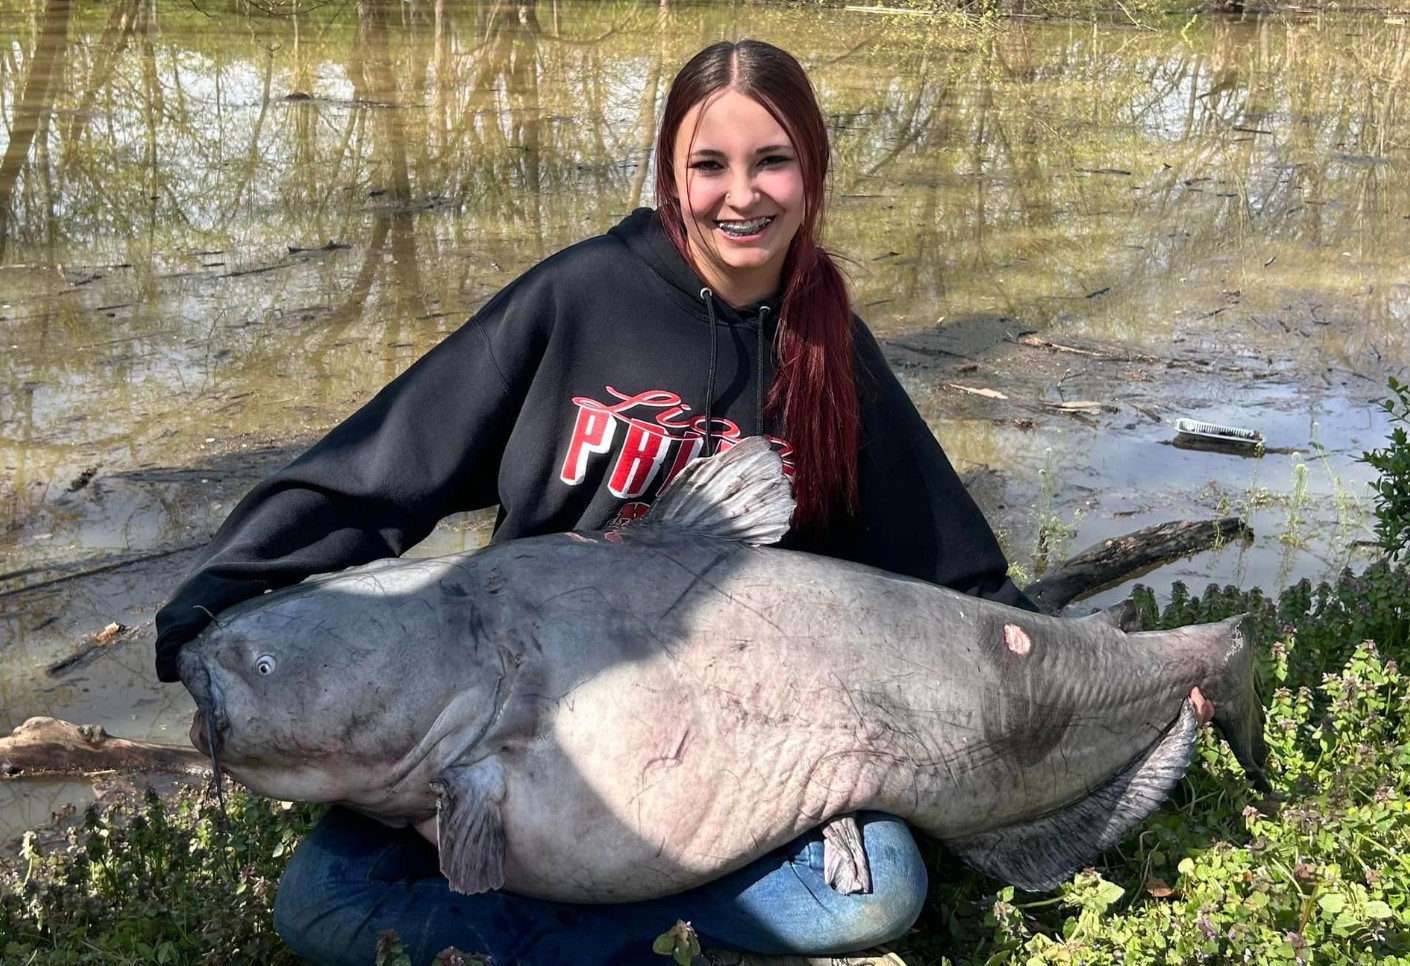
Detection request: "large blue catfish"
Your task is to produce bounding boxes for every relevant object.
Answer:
[179,438,1268,902]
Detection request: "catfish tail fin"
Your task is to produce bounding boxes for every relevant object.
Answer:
[1208,613,1270,792]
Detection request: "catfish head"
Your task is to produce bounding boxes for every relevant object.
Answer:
[176,571,514,812]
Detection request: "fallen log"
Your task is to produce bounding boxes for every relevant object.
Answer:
[1026,516,1254,614]
[0,717,208,780]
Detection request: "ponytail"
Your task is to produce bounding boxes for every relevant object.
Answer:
[771,241,858,529]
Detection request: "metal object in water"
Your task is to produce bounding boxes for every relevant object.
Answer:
[1174,418,1265,455]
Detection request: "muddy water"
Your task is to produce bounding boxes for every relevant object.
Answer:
[1,0,1406,838]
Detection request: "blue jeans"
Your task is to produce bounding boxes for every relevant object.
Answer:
[273,808,927,966]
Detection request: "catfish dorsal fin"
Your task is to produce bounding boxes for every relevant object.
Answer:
[635,437,795,546]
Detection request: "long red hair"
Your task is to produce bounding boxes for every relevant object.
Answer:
[655,40,858,530]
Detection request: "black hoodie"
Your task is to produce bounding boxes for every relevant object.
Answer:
[154,208,1032,681]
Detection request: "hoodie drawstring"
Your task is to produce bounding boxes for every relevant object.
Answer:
[756,305,770,435]
[700,289,771,451]
[701,288,719,456]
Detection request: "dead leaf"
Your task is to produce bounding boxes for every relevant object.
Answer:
[94,622,127,645]
[1145,877,1173,897]
[944,383,1008,400]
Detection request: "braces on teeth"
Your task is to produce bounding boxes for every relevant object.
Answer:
[718,217,772,236]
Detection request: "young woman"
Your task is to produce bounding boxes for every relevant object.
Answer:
[156,41,1036,966]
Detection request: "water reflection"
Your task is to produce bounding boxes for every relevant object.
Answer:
[0,0,72,254]
[0,0,1405,832]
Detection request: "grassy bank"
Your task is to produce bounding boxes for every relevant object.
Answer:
[2,562,1408,964]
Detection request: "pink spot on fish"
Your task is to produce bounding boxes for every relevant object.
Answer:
[566,532,594,543]
[1004,623,1033,656]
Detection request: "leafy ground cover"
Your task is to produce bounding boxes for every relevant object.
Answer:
[1,788,318,964]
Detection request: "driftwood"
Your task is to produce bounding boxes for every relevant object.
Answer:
[1026,516,1254,614]
[0,716,208,780]
[47,621,138,677]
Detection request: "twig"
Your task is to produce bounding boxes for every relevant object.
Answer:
[0,544,206,600]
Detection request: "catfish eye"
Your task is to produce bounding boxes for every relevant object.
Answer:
[254,654,276,676]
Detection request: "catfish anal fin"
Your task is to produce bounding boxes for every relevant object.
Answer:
[432,758,508,894]
[949,702,1200,892]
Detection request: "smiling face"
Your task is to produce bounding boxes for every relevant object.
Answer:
[670,88,806,307]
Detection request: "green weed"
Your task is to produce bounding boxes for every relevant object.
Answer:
[1361,376,1410,562]
[1310,422,1367,553]
[1280,459,1311,549]
[1,788,320,965]
[1030,450,1084,580]
[374,931,488,966]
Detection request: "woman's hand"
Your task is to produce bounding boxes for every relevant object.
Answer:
[1189,687,1214,726]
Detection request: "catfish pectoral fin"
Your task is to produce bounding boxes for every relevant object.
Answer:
[821,813,872,895]
[432,758,508,894]
[948,701,1200,892]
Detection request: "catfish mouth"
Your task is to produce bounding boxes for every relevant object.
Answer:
[188,706,226,757]
[179,653,230,810]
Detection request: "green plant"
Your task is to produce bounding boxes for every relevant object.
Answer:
[1,787,320,965]
[1311,422,1367,552]
[374,932,487,966]
[1361,376,1410,562]
[1280,459,1311,549]
[653,920,703,964]
[1029,450,1083,579]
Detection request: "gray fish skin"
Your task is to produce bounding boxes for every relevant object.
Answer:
[180,447,1266,903]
